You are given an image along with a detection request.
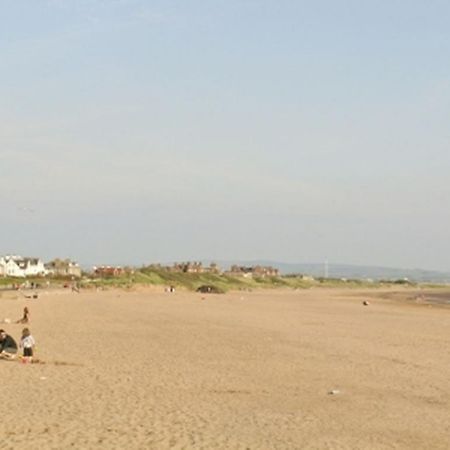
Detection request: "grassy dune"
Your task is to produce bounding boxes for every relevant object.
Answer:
[82,269,395,292]
[0,269,418,293]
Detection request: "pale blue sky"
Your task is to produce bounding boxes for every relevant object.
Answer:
[1,0,450,270]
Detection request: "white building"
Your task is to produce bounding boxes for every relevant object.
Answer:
[0,256,23,277]
[0,255,47,277]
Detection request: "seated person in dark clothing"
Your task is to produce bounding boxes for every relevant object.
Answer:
[16,307,29,324]
[0,329,18,359]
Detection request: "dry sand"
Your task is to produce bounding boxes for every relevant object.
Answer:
[1,286,450,449]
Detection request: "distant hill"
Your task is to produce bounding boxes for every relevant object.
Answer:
[205,260,450,283]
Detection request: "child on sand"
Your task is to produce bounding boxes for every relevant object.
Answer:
[20,328,35,361]
[16,307,29,324]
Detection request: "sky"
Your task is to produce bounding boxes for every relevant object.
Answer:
[1,0,450,270]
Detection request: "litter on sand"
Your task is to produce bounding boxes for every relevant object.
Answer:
[328,389,340,395]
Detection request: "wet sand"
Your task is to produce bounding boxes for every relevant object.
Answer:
[1,287,450,449]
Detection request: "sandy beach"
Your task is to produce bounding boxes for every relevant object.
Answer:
[1,286,450,449]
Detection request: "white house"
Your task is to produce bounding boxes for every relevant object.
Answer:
[0,255,47,277]
[0,256,22,277]
[0,256,24,277]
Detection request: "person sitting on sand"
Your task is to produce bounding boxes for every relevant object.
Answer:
[0,329,18,359]
[20,328,36,361]
[16,307,29,324]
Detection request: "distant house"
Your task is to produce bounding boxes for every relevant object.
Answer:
[141,262,221,275]
[46,259,82,278]
[171,262,205,274]
[0,256,23,277]
[0,255,47,277]
[227,265,254,278]
[227,265,280,278]
[205,262,221,274]
[93,266,125,277]
[300,275,315,282]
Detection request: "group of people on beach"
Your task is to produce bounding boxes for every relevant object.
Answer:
[0,328,36,360]
[0,307,36,361]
